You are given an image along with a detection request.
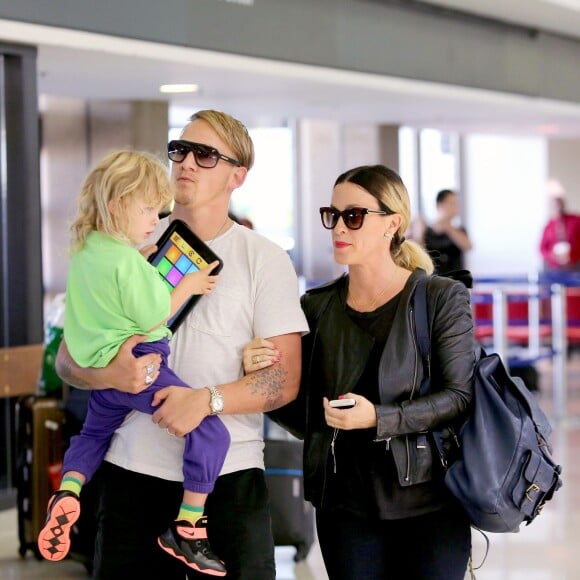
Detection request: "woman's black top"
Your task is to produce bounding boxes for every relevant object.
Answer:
[322,293,446,520]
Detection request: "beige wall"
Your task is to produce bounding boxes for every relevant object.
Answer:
[40,97,169,298]
[548,139,580,213]
[295,120,399,281]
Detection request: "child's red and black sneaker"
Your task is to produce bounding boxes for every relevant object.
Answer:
[158,517,226,576]
[37,489,81,561]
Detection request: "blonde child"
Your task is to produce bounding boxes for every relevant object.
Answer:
[37,150,228,576]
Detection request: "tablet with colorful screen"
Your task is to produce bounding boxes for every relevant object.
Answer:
[147,219,223,333]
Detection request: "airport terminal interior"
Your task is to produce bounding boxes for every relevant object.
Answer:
[2,1,580,578]
[0,356,578,579]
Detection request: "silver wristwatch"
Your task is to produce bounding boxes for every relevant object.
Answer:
[206,386,224,415]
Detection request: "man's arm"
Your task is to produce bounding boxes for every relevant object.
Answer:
[56,335,161,393]
[150,331,302,437]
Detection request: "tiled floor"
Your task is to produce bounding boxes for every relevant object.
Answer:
[0,355,577,579]
[0,507,327,580]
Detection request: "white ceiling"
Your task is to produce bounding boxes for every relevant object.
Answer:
[418,0,580,40]
[3,0,580,137]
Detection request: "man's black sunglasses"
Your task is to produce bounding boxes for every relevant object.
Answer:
[319,206,390,230]
[167,139,241,168]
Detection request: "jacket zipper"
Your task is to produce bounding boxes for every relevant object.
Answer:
[375,306,420,451]
[405,304,424,481]
[405,436,411,482]
[409,305,420,400]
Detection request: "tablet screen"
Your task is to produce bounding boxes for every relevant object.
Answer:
[148,219,223,333]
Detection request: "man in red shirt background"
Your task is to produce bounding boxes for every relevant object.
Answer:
[540,195,580,271]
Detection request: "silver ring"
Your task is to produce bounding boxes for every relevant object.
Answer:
[145,375,153,386]
[146,363,155,376]
[166,428,173,436]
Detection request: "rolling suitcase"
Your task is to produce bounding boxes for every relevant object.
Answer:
[14,391,98,572]
[15,395,66,560]
[263,435,315,562]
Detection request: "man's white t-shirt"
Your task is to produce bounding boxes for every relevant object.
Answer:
[105,221,309,481]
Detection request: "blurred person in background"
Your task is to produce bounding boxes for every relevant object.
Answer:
[423,189,472,275]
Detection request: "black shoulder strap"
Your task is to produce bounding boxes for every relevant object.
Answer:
[413,277,431,396]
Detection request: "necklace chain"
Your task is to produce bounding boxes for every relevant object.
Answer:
[207,215,230,247]
[348,270,400,312]
[349,286,388,312]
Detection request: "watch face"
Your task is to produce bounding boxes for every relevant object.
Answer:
[210,388,224,413]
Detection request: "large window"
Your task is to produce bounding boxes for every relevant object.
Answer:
[398,127,462,243]
[418,129,461,224]
[230,127,295,254]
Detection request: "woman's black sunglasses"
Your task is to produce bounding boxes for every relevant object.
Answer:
[167,139,241,168]
[319,206,389,230]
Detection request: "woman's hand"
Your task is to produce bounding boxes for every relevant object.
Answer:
[323,393,377,430]
[242,337,280,374]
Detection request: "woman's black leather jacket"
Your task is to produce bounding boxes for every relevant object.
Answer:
[270,269,477,510]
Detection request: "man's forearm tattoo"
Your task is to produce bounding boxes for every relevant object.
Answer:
[56,351,91,390]
[248,364,288,411]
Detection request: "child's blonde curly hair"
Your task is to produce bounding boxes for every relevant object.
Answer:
[70,150,174,252]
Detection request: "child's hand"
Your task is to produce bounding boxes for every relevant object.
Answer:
[187,260,220,295]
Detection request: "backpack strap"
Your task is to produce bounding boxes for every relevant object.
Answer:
[413,274,492,569]
[412,276,450,463]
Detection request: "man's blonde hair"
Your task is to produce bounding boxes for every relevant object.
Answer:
[189,109,254,170]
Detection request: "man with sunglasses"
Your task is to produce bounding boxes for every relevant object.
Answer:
[55,109,308,579]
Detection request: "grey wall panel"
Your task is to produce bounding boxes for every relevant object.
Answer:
[0,0,579,104]
[0,0,338,65]
[0,42,42,347]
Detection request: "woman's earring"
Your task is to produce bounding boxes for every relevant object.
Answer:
[384,231,393,239]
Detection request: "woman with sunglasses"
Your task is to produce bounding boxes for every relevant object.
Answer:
[245,165,477,579]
